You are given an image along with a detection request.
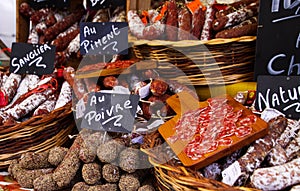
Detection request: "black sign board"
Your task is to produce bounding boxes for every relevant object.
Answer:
[86,0,126,10]
[30,0,70,9]
[255,75,300,119]
[81,92,140,133]
[80,22,128,55]
[10,43,55,75]
[254,0,300,79]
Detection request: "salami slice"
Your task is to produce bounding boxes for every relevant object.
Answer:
[235,125,252,138]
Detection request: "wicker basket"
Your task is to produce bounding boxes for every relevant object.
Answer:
[0,102,77,170]
[141,131,260,191]
[130,36,256,86]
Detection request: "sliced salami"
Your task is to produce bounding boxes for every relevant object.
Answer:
[235,125,252,138]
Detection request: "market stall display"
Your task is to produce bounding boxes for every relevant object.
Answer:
[2,0,299,190]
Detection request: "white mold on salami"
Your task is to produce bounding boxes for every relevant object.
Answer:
[54,81,72,110]
[251,158,300,191]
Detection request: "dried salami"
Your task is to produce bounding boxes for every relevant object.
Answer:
[178,6,192,40]
[54,81,72,110]
[191,6,206,39]
[166,0,178,41]
[33,95,57,116]
[251,158,300,190]
[222,115,288,186]
[1,73,22,106]
[212,2,258,31]
[200,5,215,40]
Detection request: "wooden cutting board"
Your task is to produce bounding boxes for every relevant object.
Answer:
[158,91,268,169]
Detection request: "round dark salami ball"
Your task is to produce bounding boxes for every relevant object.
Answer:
[48,146,68,166]
[150,79,168,96]
[72,182,90,191]
[87,183,118,191]
[103,76,119,89]
[119,174,140,191]
[82,163,101,185]
[119,148,140,173]
[102,164,120,183]
[97,140,124,163]
[138,185,156,191]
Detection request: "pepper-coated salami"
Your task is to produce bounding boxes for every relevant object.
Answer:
[178,6,192,40]
[52,135,83,188]
[166,0,178,41]
[19,150,52,170]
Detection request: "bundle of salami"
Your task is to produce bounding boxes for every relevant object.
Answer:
[128,0,259,40]
[19,2,127,67]
[8,129,156,191]
[0,69,73,126]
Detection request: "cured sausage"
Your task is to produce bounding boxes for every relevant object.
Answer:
[251,158,300,191]
[166,0,178,41]
[178,6,192,40]
[212,2,259,31]
[222,115,288,186]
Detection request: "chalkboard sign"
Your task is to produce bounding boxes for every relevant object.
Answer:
[10,42,55,75]
[86,0,126,10]
[255,75,300,119]
[30,0,70,9]
[254,0,300,79]
[80,22,128,55]
[81,92,140,133]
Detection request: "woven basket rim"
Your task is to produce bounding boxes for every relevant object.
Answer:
[129,35,257,47]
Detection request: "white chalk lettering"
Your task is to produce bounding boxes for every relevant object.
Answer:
[83,26,96,38]
[81,24,121,54]
[268,53,300,75]
[283,102,300,112]
[102,115,123,127]
[90,0,105,7]
[11,44,51,73]
[257,85,300,112]
[296,32,300,48]
[124,100,132,109]
[90,95,105,106]
[271,0,300,22]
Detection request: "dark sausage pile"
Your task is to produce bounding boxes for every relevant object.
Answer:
[128,0,259,40]
[8,130,156,191]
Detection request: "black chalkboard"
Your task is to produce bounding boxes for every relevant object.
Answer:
[10,42,55,75]
[86,0,126,10]
[81,92,140,133]
[80,22,128,55]
[254,0,300,79]
[30,0,70,9]
[255,75,300,119]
